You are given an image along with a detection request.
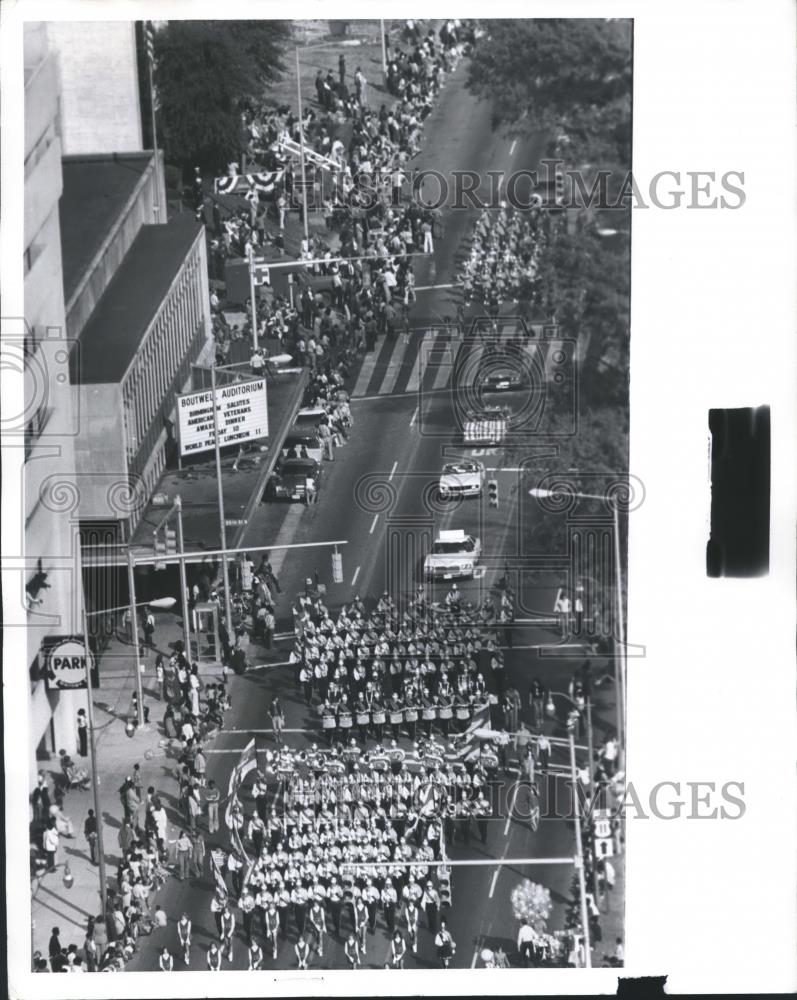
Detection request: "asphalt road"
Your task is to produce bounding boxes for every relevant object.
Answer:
[126,65,616,973]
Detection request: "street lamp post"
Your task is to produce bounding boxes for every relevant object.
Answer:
[174,496,192,661]
[295,46,310,241]
[529,487,626,771]
[210,363,235,641]
[126,549,145,727]
[568,721,593,968]
[80,606,108,918]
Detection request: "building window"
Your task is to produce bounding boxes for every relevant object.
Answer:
[24,401,52,461]
[23,240,44,276]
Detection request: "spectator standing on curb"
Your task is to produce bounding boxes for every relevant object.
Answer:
[176,829,192,880]
[42,820,59,872]
[205,780,220,833]
[190,829,206,877]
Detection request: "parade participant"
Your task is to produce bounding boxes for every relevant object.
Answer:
[248,939,264,970]
[352,895,368,954]
[210,890,226,937]
[327,877,344,937]
[206,942,222,971]
[309,897,327,957]
[158,947,174,971]
[177,912,192,966]
[264,901,280,959]
[391,929,407,968]
[295,934,311,969]
[219,904,236,962]
[240,888,256,946]
[269,695,285,746]
[435,918,456,967]
[381,877,398,933]
[404,896,420,954]
[344,932,360,968]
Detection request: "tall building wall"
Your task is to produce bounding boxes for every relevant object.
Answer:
[23,23,88,783]
[46,20,143,155]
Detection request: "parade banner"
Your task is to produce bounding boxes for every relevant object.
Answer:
[213,170,284,195]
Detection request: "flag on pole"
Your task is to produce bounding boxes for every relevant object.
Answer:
[209,848,228,897]
[224,738,258,828]
[144,21,156,65]
[456,701,492,762]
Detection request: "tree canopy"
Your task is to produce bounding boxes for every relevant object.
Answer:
[467,19,632,167]
[153,20,290,173]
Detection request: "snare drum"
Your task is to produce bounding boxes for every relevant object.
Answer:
[438,706,453,720]
[404,708,419,723]
[322,715,336,730]
[338,712,353,729]
[372,710,386,725]
[356,712,370,726]
[389,710,404,725]
[455,706,471,721]
[422,707,437,722]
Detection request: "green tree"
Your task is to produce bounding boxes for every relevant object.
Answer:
[153,20,290,174]
[467,19,631,165]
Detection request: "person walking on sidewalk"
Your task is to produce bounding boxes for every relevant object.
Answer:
[76,709,88,757]
[159,946,174,971]
[42,820,59,872]
[144,608,156,650]
[83,809,98,865]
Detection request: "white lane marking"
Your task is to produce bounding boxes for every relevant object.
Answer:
[352,343,382,397]
[485,467,525,472]
[389,461,398,481]
[509,138,517,156]
[488,865,502,899]
[431,342,454,392]
[351,565,361,587]
[377,335,412,395]
[405,335,426,393]
[504,779,520,837]
[409,407,418,427]
[369,514,379,534]
[349,387,450,403]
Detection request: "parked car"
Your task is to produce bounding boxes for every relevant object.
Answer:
[282,429,324,464]
[263,457,322,502]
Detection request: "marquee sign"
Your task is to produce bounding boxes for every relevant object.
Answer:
[176,379,269,457]
[42,636,94,691]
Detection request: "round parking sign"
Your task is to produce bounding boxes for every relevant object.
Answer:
[45,638,91,690]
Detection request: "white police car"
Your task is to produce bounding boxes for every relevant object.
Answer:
[424,529,482,580]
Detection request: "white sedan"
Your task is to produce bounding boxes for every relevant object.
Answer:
[438,460,485,498]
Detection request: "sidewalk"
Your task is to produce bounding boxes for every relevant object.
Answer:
[29,609,251,965]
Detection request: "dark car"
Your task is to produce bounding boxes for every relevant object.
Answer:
[263,458,322,502]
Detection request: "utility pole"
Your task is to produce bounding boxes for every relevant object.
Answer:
[81,607,108,916]
[247,243,259,352]
[174,496,192,661]
[568,722,592,968]
[126,549,145,726]
[295,47,310,240]
[612,503,626,771]
[210,363,234,641]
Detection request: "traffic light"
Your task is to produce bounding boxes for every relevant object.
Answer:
[331,550,343,584]
[488,479,499,509]
[555,168,565,205]
[154,531,167,572]
[164,526,177,555]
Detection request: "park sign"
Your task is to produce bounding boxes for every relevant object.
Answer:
[176,379,269,457]
[42,636,93,691]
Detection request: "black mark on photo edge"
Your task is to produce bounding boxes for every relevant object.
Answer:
[706,406,770,577]
[617,975,668,997]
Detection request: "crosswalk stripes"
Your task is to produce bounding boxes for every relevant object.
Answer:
[348,321,561,400]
